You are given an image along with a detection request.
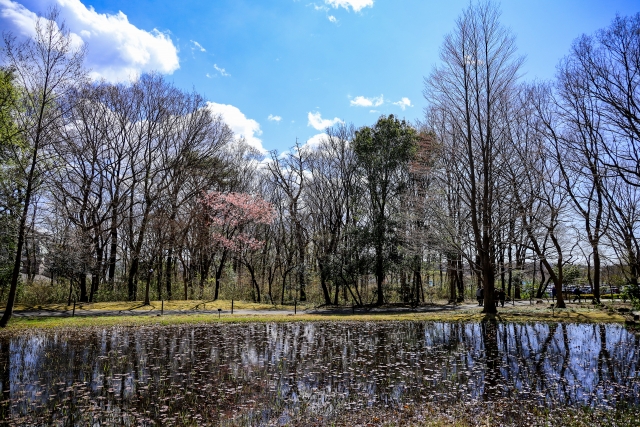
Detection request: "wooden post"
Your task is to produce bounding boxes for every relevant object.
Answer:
[231,299,234,315]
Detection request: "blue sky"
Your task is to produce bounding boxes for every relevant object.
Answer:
[1,0,638,153]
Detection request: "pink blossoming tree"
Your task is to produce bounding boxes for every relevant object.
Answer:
[200,191,274,300]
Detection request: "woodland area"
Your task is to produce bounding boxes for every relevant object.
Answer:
[1,4,639,326]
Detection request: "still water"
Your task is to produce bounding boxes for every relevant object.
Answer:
[0,321,638,425]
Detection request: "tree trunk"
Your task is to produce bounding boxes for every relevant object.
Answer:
[213,251,227,301]
[592,248,601,303]
[448,256,457,303]
[481,251,497,314]
[107,203,118,290]
[413,254,423,304]
[281,270,289,305]
[507,242,513,299]
[165,249,173,300]
[79,274,88,303]
[0,146,36,327]
[297,229,306,302]
[400,270,409,303]
[456,256,464,302]
[318,261,332,305]
[67,279,74,306]
[375,249,384,306]
[127,204,151,301]
[246,263,261,303]
[199,254,210,298]
[156,255,163,300]
[144,265,151,305]
[89,235,103,302]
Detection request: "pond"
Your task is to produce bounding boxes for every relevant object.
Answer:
[1,321,638,426]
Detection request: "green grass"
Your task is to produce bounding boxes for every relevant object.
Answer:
[0,302,628,332]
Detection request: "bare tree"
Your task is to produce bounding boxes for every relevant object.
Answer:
[541,73,608,303]
[566,14,640,187]
[505,86,574,308]
[603,174,640,300]
[305,124,357,305]
[423,106,470,304]
[399,131,437,303]
[1,9,86,327]
[49,83,115,302]
[424,1,523,313]
[266,143,309,301]
[152,92,232,303]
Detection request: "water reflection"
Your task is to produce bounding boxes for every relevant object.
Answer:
[1,321,638,425]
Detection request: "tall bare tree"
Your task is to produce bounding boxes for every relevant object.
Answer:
[566,14,640,188]
[305,124,357,305]
[424,1,523,313]
[1,10,86,327]
[266,143,309,301]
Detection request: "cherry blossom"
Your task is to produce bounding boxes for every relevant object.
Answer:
[200,191,274,252]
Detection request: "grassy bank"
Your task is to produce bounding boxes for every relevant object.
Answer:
[0,301,630,332]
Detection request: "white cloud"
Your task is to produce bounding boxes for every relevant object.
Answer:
[393,97,413,110]
[207,102,264,153]
[303,133,327,150]
[350,95,384,107]
[328,15,337,23]
[307,111,343,131]
[0,0,38,39]
[205,73,212,78]
[325,0,373,12]
[268,114,282,122]
[190,40,206,52]
[0,0,180,82]
[214,63,230,77]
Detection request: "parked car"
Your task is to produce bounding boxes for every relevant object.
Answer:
[605,285,620,294]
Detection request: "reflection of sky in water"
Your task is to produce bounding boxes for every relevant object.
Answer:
[1,322,638,424]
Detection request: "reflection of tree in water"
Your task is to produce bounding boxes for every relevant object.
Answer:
[596,324,612,393]
[481,319,500,402]
[532,323,559,398]
[595,324,639,403]
[558,323,572,403]
[0,338,9,420]
[1,322,639,424]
